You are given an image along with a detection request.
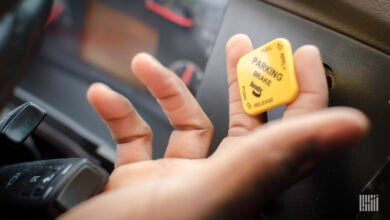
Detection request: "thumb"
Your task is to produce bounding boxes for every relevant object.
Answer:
[209,107,369,217]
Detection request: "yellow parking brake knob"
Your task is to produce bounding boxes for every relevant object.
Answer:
[236,38,299,115]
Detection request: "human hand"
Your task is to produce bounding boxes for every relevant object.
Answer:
[60,34,369,220]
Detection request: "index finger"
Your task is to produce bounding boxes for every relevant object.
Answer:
[226,34,267,137]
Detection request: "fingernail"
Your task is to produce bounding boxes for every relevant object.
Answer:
[139,53,158,63]
[94,82,112,91]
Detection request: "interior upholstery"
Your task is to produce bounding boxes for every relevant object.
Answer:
[260,0,390,54]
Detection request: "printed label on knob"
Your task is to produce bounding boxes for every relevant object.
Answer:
[237,38,299,115]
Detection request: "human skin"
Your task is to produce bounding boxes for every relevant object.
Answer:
[59,34,369,220]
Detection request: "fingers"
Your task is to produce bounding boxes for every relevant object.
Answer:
[283,45,328,118]
[87,83,153,167]
[226,34,267,137]
[212,108,369,210]
[131,53,214,159]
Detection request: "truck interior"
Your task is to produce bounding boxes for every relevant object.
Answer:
[0,0,389,219]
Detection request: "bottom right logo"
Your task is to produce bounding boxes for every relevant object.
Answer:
[359,194,379,212]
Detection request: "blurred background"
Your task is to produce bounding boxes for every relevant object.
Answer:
[16,0,229,160]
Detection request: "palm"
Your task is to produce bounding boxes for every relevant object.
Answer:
[107,158,205,190]
[61,35,368,220]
